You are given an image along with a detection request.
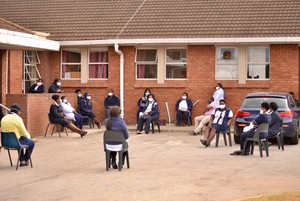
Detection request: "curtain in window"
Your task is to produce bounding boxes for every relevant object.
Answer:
[89,51,108,78]
[137,50,145,78]
[62,51,68,78]
[248,48,266,62]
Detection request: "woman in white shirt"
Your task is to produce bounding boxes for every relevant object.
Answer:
[60,96,84,129]
[213,83,225,107]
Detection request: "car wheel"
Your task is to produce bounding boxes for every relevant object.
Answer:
[290,132,299,145]
[234,135,240,144]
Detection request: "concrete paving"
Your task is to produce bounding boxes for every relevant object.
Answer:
[0,124,300,201]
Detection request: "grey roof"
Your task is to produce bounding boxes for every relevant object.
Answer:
[0,0,299,41]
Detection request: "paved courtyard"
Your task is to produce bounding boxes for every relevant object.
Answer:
[0,124,300,201]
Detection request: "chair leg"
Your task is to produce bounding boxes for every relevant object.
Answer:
[276,135,281,149]
[250,141,255,155]
[258,140,263,157]
[151,121,155,134]
[7,149,13,166]
[64,127,68,136]
[44,123,50,137]
[126,151,130,169]
[105,151,110,171]
[57,125,62,138]
[118,151,122,171]
[215,132,220,147]
[280,133,284,151]
[51,124,56,136]
[16,148,23,170]
[27,148,33,168]
[223,133,227,146]
[157,122,161,133]
[227,132,232,146]
[242,140,248,155]
[265,140,269,157]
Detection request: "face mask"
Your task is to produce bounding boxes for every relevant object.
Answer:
[63,99,68,103]
[87,96,91,100]
[182,96,187,100]
[219,104,226,109]
[56,82,61,86]
[216,86,220,90]
[260,109,264,114]
[37,82,42,86]
[148,98,153,102]
[145,92,150,97]
[108,92,113,96]
[78,94,82,97]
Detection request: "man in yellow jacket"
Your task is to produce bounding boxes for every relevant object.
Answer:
[1,103,35,166]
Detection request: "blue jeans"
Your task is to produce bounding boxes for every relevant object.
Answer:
[18,137,35,161]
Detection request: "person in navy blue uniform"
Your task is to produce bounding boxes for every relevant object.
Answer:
[175,92,193,126]
[48,78,63,93]
[79,92,101,129]
[268,102,282,139]
[49,95,87,137]
[29,78,45,93]
[137,94,159,134]
[104,89,120,118]
[230,102,271,156]
[136,88,153,124]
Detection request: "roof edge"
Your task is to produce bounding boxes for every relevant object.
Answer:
[59,37,300,46]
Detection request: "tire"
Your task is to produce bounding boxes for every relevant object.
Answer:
[234,135,240,144]
[290,132,299,145]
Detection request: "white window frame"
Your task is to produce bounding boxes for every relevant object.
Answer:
[61,48,81,80]
[23,51,41,93]
[165,48,187,80]
[135,48,158,80]
[88,48,109,80]
[215,47,239,80]
[246,47,270,80]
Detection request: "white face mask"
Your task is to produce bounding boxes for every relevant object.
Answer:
[182,96,187,100]
[63,99,68,103]
[260,109,264,114]
[219,104,226,109]
[145,92,150,97]
[36,82,42,86]
[148,98,153,102]
[216,86,220,90]
[87,96,91,100]
[56,82,61,86]
[108,92,113,96]
[78,94,82,97]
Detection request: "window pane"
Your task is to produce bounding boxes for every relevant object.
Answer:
[166,64,186,78]
[137,64,157,78]
[247,48,269,63]
[62,64,81,78]
[247,64,269,79]
[247,48,269,80]
[89,51,108,63]
[89,64,108,78]
[166,49,186,63]
[216,64,238,79]
[217,48,238,61]
[62,50,81,63]
[136,49,157,62]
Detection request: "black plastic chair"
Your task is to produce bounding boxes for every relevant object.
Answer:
[103,130,130,171]
[272,119,284,151]
[82,116,94,128]
[151,120,161,134]
[242,123,270,157]
[215,127,232,147]
[1,132,33,170]
[44,113,68,138]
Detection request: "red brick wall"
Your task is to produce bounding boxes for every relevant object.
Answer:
[8,50,23,94]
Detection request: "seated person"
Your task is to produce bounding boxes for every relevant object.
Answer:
[104,106,129,169]
[189,97,217,135]
[230,102,271,156]
[136,88,152,124]
[268,102,282,140]
[1,103,35,167]
[175,92,192,126]
[79,92,102,129]
[104,89,120,118]
[75,89,83,107]
[137,94,159,134]
[49,95,87,137]
[48,78,63,93]
[29,78,45,93]
[60,96,84,129]
[200,100,233,147]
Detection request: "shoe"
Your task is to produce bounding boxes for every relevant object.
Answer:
[80,131,88,138]
[20,161,29,166]
[112,162,118,169]
[96,122,102,129]
[200,139,207,146]
[137,131,142,135]
[230,150,243,155]
[189,131,197,135]
[205,142,210,148]
[242,151,250,156]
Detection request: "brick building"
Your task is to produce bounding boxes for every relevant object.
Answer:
[0,0,300,136]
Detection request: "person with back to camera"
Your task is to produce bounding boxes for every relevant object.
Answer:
[213,83,225,107]
[268,102,282,144]
[29,78,45,93]
[136,94,159,134]
[175,92,193,127]
[50,95,87,138]
[289,91,300,107]
[189,97,217,135]
[200,99,233,147]
[104,89,120,118]
[79,92,102,129]
[1,103,35,167]
[230,102,271,156]
[136,88,152,124]
[60,96,84,129]
[104,106,129,169]
[48,78,63,93]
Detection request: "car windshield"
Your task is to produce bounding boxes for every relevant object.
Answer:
[242,97,288,109]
